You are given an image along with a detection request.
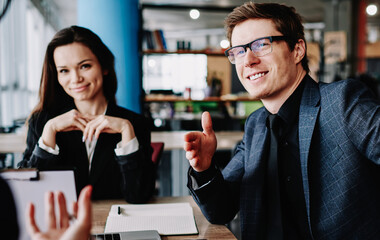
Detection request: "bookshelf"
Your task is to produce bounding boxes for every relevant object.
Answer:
[140,3,252,130]
[144,95,257,102]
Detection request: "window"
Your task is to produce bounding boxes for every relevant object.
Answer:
[0,0,54,127]
[143,54,208,99]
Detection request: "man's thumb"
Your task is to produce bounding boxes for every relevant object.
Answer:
[201,111,213,134]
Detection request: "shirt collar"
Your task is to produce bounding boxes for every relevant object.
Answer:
[265,76,307,125]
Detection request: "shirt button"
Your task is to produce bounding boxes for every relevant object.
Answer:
[286,176,292,182]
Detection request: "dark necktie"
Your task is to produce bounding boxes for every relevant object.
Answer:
[266,114,283,240]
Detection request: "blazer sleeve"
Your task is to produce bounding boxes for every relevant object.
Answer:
[187,166,241,224]
[187,130,248,224]
[337,80,380,163]
[114,113,155,204]
[18,112,61,168]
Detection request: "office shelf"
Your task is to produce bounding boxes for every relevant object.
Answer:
[143,50,225,56]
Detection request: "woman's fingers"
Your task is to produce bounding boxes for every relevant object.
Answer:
[26,202,41,236]
[81,115,129,142]
[77,185,93,224]
[57,191,70,229]
[83,116,102,142]
[93,120,109,140]
[45,191,57,229]
[74,117,88,130]
[72,201,78,219]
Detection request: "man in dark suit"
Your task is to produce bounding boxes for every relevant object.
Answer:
[184,2,380,240]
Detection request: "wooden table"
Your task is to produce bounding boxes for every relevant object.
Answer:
[152,131,244,151]
[0,131,244,153]
[0,133,26,153]
[92,196,237,240]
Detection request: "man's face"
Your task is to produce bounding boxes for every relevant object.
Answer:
[231,18,304,102]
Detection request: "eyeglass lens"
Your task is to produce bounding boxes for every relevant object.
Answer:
[227,38,273,64]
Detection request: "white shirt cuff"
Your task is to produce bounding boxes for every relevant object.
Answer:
[38,137,60,155]
[114,137,139,156]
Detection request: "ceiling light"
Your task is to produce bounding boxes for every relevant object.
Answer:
[189,9,200,20]
[366,4,378,16]
[220,39,230,49]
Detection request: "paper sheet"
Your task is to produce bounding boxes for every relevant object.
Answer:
[104,203,198,235]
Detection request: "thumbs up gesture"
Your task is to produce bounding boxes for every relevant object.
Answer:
[184,111,217,172]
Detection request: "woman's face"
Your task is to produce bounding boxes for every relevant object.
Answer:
[54,42,106,103]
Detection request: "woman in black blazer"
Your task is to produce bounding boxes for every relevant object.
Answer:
[18,26,155,203]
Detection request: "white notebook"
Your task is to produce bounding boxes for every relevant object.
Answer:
[104,203,198,235]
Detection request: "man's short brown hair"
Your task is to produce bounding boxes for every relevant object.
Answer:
[225,2,309,72]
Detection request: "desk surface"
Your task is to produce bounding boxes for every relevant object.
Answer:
[152,131,243,151]
[0,131,243,153]
[92,196,237,240]
[0,133,26,153]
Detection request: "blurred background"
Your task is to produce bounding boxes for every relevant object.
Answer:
[1,1,380,238]
[1,0,380,132]
[1,0,380,172]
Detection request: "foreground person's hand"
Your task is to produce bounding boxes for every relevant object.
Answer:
[26,185,93,240]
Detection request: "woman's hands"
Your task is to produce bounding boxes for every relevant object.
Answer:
[41,109,135,148]
[82,115,135,147]
[41,110,88,148]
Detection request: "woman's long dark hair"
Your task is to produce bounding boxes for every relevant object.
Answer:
[31,25,117,116]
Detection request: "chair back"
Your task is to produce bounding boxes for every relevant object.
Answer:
[151,142,164,165]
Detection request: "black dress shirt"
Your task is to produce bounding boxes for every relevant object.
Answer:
[267,80,311,239]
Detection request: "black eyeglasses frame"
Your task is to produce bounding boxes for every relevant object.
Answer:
[224,35,290,63]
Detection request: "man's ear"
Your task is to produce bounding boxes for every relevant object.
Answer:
[293,39,306,64]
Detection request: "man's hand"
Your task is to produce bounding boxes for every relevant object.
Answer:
[26,185,92,240]
[184,111,217,172]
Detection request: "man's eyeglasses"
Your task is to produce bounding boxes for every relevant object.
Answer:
[224,36,289,64]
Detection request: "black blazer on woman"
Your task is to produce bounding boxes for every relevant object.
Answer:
[19,103,155,203]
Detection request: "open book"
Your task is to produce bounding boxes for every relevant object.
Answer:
[104,202,198,235]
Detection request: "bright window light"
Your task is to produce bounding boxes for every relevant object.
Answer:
[220,39,230,49]
[143,54,207,95]
[189,9,200,19]
[148,59,156,68]
[366,4,378,16]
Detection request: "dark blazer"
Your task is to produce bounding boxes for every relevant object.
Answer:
[19,103,155,203]
[188,76,380,240]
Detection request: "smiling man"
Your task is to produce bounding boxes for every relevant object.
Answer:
[184,2,380,240]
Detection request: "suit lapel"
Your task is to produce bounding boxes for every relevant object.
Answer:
[298,76,321,231]
[244,109,269,187]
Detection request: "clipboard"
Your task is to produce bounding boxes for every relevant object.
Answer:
[0,169,77,240]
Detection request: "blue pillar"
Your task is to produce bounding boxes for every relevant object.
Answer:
[77,0,141,113]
